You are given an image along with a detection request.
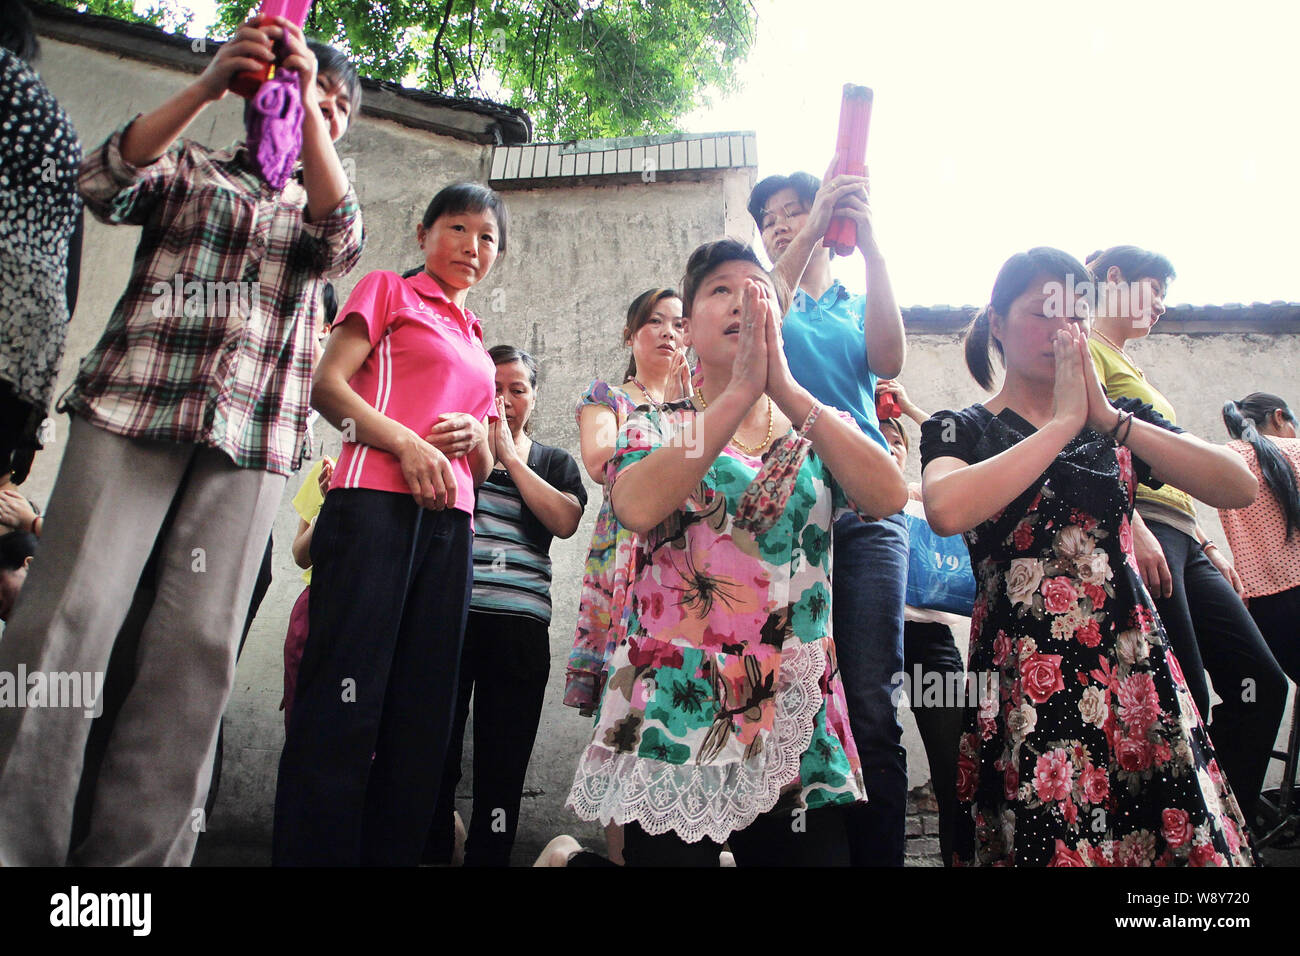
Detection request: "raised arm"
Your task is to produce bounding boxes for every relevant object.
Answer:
[610,390,752,535]
[768,155,866,302]
[922,423,1078,537]
[120,22,276,166]
[837,176,905,379]
[275,19,351,222]
[765,302,907,518]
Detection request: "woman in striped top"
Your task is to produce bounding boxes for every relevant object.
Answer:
[425,345,588,866]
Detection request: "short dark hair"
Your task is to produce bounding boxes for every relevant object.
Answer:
[747,172,820,231]
[421,182,509,255]
[489,344,538,388]
[1086,245,1176,287]
[880,416,910,453]
[0,530,36,574]
[680,238,786,319]
[489,343,538,434]
[0,0,39,62]
[964,247,1092,390]
[308,38,361,117]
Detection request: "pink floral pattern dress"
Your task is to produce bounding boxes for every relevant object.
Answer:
[567,404,866,843]
[565,380,642,712]
[919,400,1254,867]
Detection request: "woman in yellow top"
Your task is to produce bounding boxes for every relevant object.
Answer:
[1085,245,1286,829]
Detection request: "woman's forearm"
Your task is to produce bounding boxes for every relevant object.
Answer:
[610,392,750,534]
[771,382,907,518]
[1128,421,1258,509]
[862,246,905,380]
[120,82,213,166]
[923,420,1076,536]
[505,457,583,538]
[311,372,418,459]
[299,102,350,222]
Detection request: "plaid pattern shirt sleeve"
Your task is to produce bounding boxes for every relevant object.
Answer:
[62,118,365,476]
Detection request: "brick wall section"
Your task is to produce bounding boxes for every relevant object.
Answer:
[905,783,944,867]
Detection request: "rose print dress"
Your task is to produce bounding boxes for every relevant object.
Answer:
[567,404,866,843]
[919,401,1254,867]
[565,380,643,712]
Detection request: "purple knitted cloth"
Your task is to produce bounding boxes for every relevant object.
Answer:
[246,69,303,190]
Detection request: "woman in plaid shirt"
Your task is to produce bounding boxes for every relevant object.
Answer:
[0,17,363,866]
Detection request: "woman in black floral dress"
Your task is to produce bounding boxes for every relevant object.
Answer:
[919,248,1258,866]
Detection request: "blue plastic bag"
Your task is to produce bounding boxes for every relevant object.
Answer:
[903,506,976,616]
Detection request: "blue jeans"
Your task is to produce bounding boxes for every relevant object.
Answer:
[833,510,909,866]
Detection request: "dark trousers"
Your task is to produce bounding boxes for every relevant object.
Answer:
[424,611,550,867]
[902,619,964,866]
[273,490,472,866]
[1246,585,1300,685]
[621,805,850,867]
[1148,520,1288,824]
[832,511,909,866]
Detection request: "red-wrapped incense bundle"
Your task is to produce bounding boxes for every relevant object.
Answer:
[825,83,873,257]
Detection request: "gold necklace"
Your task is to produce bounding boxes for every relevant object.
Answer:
[1090,328,1126,354]
[694,387,774,454]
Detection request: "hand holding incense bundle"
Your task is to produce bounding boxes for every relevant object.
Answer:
[824,84,873,257]
[229,0,314,98]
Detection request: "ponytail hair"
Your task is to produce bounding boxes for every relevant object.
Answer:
[1223,393,1300,539]
[963,307,1002,391]
[964,246,1092,391]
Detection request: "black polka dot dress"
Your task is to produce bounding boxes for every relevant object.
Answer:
[0,47,81,477]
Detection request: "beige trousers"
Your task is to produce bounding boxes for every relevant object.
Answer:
[0,416,283,865]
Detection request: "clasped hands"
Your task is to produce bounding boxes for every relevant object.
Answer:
[1051,324,1122,436]
[722,279,803,412]
[397,413,487,511]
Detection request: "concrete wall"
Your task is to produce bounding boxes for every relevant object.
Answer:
[19,34,1298,864]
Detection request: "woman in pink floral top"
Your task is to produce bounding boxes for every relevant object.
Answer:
[920,247,1258,866]
[566,240,907,865]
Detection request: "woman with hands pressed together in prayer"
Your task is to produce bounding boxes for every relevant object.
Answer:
[424,345,587,867]
[920,248,1257,866]
[567,239,907,866]
[274,183,504,866]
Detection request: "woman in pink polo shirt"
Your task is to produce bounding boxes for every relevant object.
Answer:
[274,183,506,866]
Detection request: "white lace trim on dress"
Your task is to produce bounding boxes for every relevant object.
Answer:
[565,640,826,844]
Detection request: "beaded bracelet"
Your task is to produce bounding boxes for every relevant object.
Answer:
[798,401,823,438]
[1110,409,1134,445]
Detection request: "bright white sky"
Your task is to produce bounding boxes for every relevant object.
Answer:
[163,0,1300,307]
